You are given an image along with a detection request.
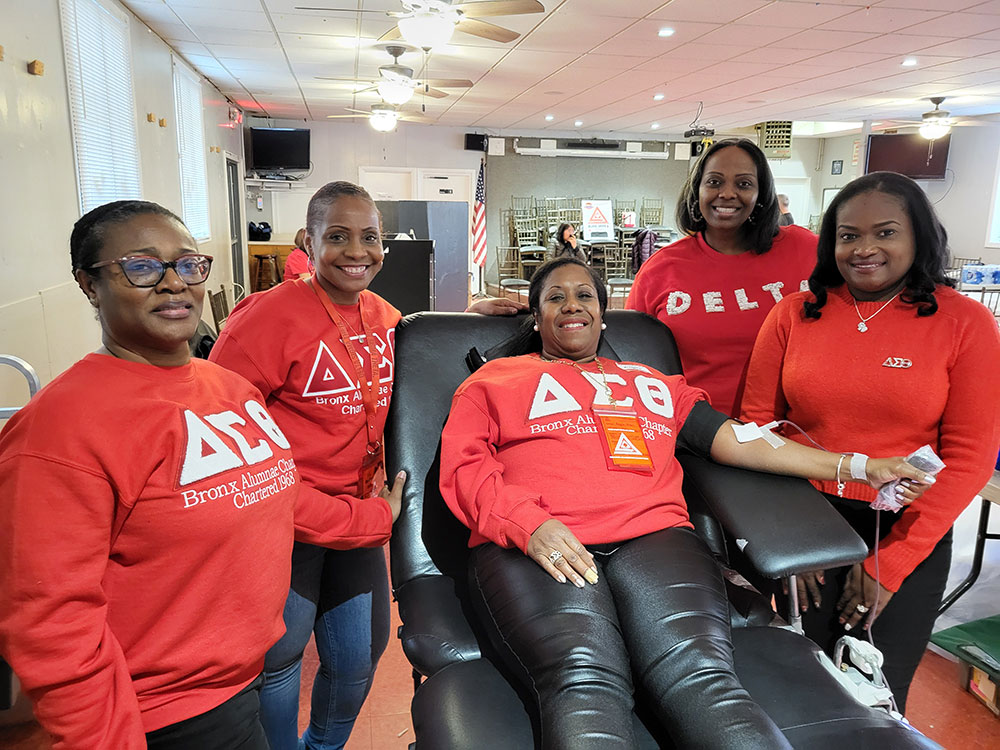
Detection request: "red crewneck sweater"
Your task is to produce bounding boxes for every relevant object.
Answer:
[210,280,399,548]
[741,285,1000,591]
[440,355,708,551]
[0,355,300,748]
[627,225,817,416]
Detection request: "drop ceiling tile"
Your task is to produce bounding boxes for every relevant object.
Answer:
[519,15,634,53]
[734,46,816,65]
[918,38,1000,56]
[170,0,260,8]
[658,42,754,62]
[648,0,770,24]
[969,0,1000,13]
[924,58,1000,74]
[209,44,284,60]
[196,29,279,46]
[568,54,645,71]
[272,12,359,36]
[152,22,200,43]
[172,8,271,32]
[737,1,856,28]
[633,56,712,78]
[567,0,666,17]
[816,6,947,33]
[895,12,1000,37]
[695,24,795,47]
[779,29,882,50]
[870,1,982,12]
[844,34,955,54]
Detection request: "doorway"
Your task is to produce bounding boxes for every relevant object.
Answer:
[225,156,246,301]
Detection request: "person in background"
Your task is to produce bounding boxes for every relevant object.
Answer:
[741,171,1000,712]
[627,138,817,417]
[211,180,524,750]
[441,257,933,749]
[777,193,795,226]
[283,227,314,281]
[549,222,588,263]
[0,201,400,750]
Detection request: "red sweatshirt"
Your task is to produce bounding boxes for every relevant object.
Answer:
[741,285,1000,591]
[627,225,817,416]
[0,355,300,748]
[440,355,708,551]
[282,248,313,282]
[210,281,399,547]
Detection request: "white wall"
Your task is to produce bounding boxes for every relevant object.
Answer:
[244,117,483,240]
[0,0,243,414]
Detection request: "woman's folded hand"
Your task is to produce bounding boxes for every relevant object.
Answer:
[527,519,599,587]
[864,458,936,504]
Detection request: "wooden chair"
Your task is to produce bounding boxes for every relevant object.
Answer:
[208,285,231,333]
[496,246,529,302]
[640,198,663,227]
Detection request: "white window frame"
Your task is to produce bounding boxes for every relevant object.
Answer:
[60,0,142,213]
[173,57,211,241]
[986,148,1000,248]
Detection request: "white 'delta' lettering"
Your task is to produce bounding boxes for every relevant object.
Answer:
[180,410,244,486]
[635,376,674,418]
[245,400,291,449]
[761,281,785,303]
[581,371,633,408]
[206,411,274,466]
[734,288,759,311]
[665,291,692,316]
[703,291,725,313]
[528,372,583,420]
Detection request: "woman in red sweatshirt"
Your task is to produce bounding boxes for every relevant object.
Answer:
[627,139,817,417]
[0,202,394,749]
[440,257,933,749]
[742,171,1000,712]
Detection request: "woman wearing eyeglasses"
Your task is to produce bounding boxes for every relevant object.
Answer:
[0,201,391,750]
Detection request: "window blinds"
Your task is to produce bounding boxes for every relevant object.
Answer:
[60,0,141,213]
[173,60,211,241]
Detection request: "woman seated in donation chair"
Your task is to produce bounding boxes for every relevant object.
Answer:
[438,257,936,750]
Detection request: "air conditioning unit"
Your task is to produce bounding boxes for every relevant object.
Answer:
[513,138,671,160]
[755,121,793,159]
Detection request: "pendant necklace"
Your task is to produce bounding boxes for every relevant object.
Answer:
[540,353,617,407]
[853,293,899,333]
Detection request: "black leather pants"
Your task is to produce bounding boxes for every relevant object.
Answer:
[470,527,792,750]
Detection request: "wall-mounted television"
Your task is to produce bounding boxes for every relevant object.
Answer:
[247,127,310,172]
[865,132,950,180]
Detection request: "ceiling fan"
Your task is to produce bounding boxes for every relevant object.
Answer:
[884,97,983,139]
[315,44,473,106]
[326,102,429,132]
[294,0,546,47]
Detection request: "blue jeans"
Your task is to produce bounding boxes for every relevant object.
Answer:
[260,543,390,750]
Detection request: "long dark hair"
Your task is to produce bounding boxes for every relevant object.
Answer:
[804,171,953,319]
[500,257,608,357]
[554,222,574,249]
[675,138,780,254]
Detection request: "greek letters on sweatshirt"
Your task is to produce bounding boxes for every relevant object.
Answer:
[440,355,708,551]
[741,285,1000,591]
[210,280,399,547]
[0,355,300,748]
[627,225,817,416]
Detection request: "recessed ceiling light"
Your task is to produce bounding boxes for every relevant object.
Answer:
[653,93,665,101]
[651,122,660,129]
[574,120,583,127]
[658,27,675,37]
[902,57,918,67]
[545,114,554,121]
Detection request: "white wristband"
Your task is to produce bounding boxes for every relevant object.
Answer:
[850,452,869,481]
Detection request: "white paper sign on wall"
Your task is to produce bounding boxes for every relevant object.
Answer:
[582,199,614,241]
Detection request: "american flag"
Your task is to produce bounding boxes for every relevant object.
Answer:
[472,160,487,267]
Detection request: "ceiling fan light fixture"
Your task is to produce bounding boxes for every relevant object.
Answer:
[377,78,414,105]
[919,121,950,140]
[398,13,455,49]
[370,109,399,132]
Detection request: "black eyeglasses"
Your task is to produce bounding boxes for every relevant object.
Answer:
[85,254,213,287]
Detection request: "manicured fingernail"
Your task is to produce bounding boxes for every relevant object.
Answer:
[573,577,584,588]
[844,623,852,631]
[557,574,566,583]
[801,604,808,612]
[814,600,822,608]
[924,475,936,484]
[896,486,906,495]
[584,568,599,585]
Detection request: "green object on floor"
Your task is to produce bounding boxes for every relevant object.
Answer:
[931,615,1000,680]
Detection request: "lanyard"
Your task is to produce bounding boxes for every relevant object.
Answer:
[308,279,383,454]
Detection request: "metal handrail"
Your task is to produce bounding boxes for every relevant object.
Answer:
[0,355,41,419]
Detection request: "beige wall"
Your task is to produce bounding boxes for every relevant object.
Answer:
[0,0,243,415]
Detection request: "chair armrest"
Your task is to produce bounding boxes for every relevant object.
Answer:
[395,576,482,678]
[678,453,868,578]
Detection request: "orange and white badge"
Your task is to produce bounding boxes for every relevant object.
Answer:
[593,407,654,474]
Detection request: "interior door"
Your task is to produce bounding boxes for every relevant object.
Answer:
[225,157,246,301]
[358,167,415,201]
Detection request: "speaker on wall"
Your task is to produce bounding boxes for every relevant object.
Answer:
[465,133,487,151]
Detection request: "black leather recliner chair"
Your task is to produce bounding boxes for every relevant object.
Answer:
[385,310,940,750]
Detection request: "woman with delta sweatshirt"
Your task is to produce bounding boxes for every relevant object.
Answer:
[741,172,1000,712]
[440,257,933,750]
[0,202,396,750]
[627,139,817,417]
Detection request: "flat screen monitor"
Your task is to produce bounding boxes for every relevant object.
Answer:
[247,127,310,172]
[865,132,950,180]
